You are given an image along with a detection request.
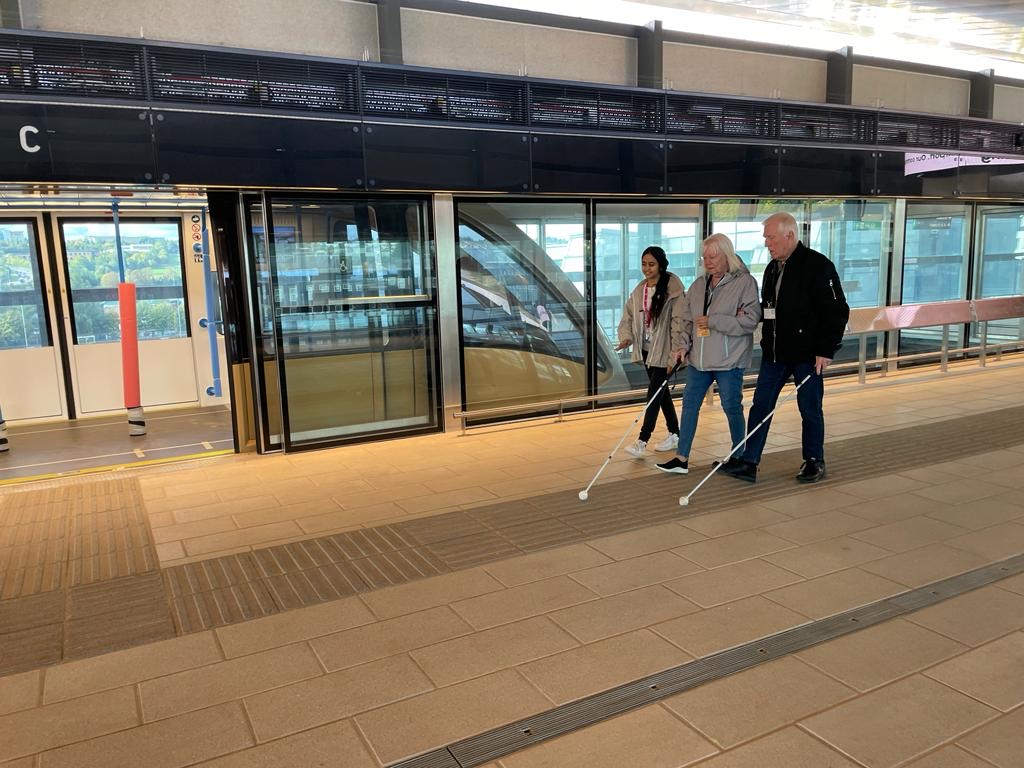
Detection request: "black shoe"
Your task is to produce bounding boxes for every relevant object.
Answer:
[656,457,689,475]
[796,459,826,483]
[713,457,746,472]
[721,459,757,483]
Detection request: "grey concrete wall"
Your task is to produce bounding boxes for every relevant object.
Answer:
[993,84,1024,123]
[663,43,826,102]
[401,9,637,86]
[19,0,379,61]
[852,65,970,116]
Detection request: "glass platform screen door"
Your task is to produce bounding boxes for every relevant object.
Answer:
[262,195,440,449]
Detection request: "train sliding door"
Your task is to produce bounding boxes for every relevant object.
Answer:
[254,195,440,449]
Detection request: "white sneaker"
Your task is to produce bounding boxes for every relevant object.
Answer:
[624,439,647,458]
[654,433,678,452]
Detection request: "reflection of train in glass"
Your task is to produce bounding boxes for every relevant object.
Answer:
[458,205,629,414]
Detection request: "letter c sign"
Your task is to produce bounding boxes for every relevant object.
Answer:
[19,125,40,153]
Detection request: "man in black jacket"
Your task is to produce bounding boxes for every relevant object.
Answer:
[722,212,850,484]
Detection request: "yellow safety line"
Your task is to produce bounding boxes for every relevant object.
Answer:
[0,449,234,487]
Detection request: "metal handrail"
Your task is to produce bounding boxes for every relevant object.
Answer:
[454,296,1024,432]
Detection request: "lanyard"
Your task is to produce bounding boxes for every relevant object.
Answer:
[703,275,717,315]
[643,283,652,329]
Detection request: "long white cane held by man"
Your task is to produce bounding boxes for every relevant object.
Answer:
[679,373,812,507]
[578,363,682,502]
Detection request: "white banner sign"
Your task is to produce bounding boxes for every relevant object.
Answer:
[905,152,1024,175]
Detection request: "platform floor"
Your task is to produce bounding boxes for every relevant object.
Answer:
[0,360,1022,767]
[0,405,234,483]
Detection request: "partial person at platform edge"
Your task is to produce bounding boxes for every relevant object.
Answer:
[721,211,849,484]
[616,245,686,458]
[656,233,761,476]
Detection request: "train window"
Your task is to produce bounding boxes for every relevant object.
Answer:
[594,203,702,394]
[709,199,805,291]
[0,221,49,350]
[60,219,188,345]
[809,200,893,309]
[899,202,972,360]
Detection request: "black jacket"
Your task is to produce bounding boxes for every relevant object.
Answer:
[759,242,850,363]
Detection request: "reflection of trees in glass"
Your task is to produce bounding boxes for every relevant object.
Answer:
[63,222,187,344]
[0,306,42,349]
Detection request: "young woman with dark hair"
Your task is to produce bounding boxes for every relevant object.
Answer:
[616,245,687,458]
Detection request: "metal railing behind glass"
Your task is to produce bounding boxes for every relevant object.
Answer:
[454,296,1024,432]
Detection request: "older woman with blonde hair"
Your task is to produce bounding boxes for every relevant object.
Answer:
[657,233,761,474]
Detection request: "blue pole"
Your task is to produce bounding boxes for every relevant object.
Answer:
[111,200,126,283]
[201,208,223,397]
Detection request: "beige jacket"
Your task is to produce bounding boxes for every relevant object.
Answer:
[616,273,686,368]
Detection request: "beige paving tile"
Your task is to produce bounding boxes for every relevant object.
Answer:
[925,631,1024,711]
[182,521,305,557]
[145,491,220,516]
[652,596,809,657]
[355,670,551,765]
[765,568,905,619]
[482,543,612,588]
[39,701,252,768]
[499,704,717,768]
[0,686,138,762]
[684,726,861,768]
[903,745,998,768]
[0,670,39,717]
[311,605,472,672]
[150,517,237,545]
[190,719,376,767]
[851,516,973,553]
[361,567,505,620]
[568,551,704,597]
[998,571,1024,596]
[956,706,1024,768]
[411,616,578,687]
[913,478,1008,506]
[231,500,339,529]
[763,536,891,578]
[139,643,323,722]
[759,487,865,518]
[1,756,35,768]
[587,522,706,560]
[800,675,997,768]
[171,496,286,526]
[673,505,789,541]
[663,656,855,749]
[672,530,795,569]
[797,618,968,692]
[518,629,690,705]
[397,487,499,515]
[297,502,407,533]
[452,575,597,630]
[664,559,804,608]
[215,596,374,658]
[44,632,222,704]
[907,585,1024,646]
[154,541,186,561]
[842,492,953,524]
[548,584,700,643]
[837,474,932,499]
[245,654,433,743]
[945,522,1024,561]
[763,510,877,545]
[859,543,991,588]
[926,496,1024,530]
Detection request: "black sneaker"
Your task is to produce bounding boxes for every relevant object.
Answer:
[713,457,746,472]
[721,458,757,483]
[796,459,826,483]
[656,457,689,474]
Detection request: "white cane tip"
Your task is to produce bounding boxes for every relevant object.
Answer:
[578,490,588,502]
[679,496,689,506]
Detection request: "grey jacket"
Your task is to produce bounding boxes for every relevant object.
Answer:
[617,273,686,369]
[682,270,762,371]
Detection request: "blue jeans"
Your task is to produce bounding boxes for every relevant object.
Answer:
[677,366,746,458]
[740,360,824,465]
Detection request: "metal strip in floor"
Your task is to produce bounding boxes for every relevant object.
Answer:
[391,553,1024,768]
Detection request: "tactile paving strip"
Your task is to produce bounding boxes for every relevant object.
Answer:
[1,404,1022,674]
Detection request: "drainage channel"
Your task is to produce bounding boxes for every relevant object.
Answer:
[389,553,1024,768]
